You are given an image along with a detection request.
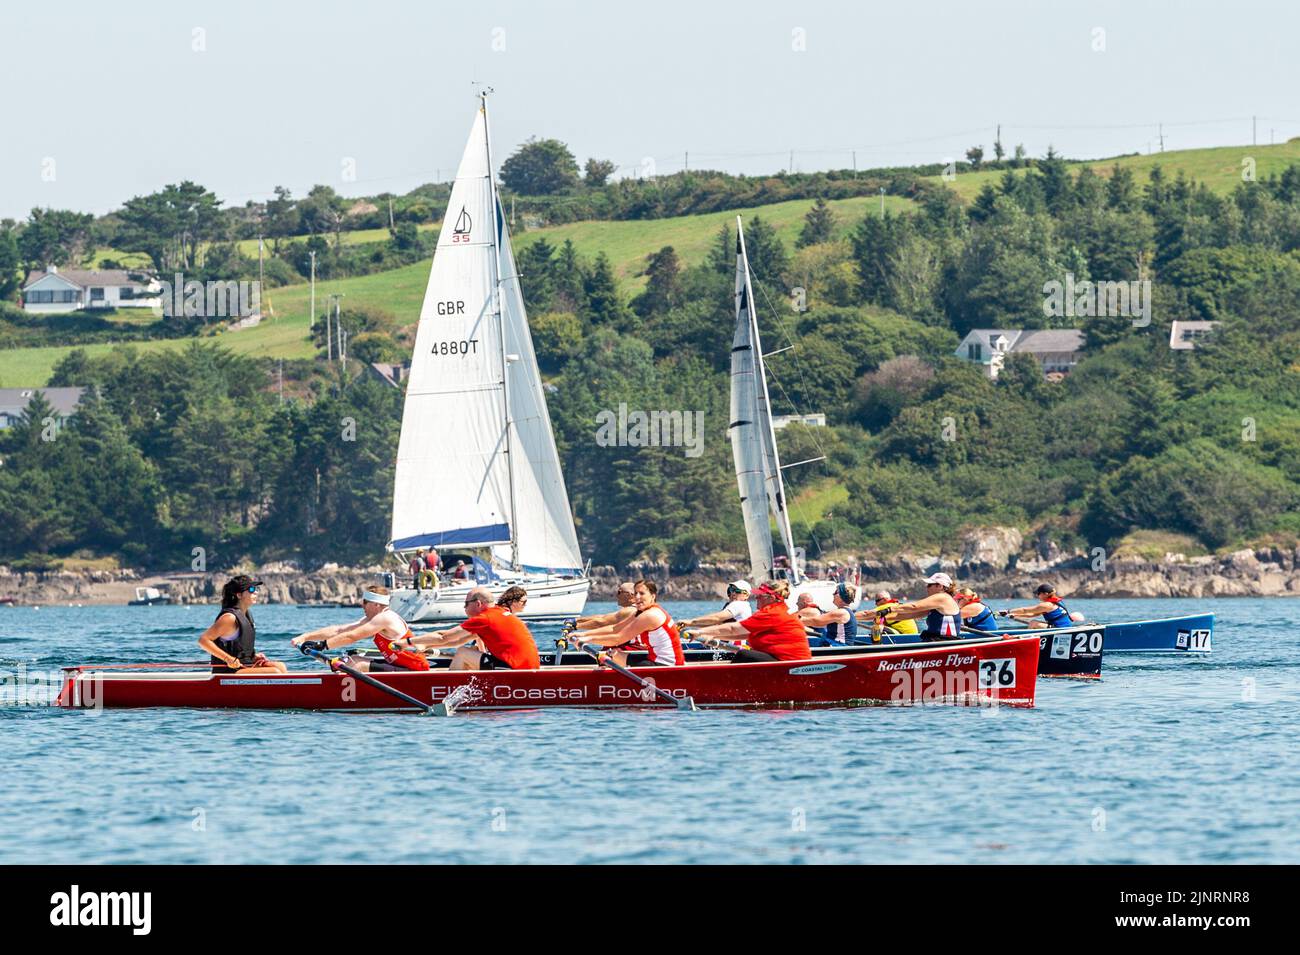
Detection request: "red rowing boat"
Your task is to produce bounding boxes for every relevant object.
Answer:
[56,634,1040,712]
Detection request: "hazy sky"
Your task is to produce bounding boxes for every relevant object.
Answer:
[3,0,1299,218]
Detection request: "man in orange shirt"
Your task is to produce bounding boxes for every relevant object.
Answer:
[403,586,541,670]
[691,580,812,663]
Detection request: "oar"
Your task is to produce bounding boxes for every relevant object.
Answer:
[580,644,696,711]
[299,645,441,716]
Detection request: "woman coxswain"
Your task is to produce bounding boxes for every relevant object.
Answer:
[692,580,812,663]
[955,587,999,632]
[580,579,684,666]
[292,586,426,672]
[407,586,541,670]
[1003,583,1082,629]
[199,575,287,674]
[885,573,964,641]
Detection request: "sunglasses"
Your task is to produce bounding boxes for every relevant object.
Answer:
[245,586,258,595]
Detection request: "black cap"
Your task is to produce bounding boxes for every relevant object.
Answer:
[229,574,264,593]
[1035,583,1054,595]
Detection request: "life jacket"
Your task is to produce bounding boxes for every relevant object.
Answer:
[965,604,998,631]
[374,631,430,671]
[630,604,684,666]
[1041,595,1072,628]
[824,609,858,644]
[923,607,962,639]
[873,601,919,636]
[212,607,257,669]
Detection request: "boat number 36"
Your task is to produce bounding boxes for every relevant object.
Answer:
[431,339,480,355]
[978,658,1016,689]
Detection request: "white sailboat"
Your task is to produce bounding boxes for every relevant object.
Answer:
[729,216,848,610]
[386,95,590,623]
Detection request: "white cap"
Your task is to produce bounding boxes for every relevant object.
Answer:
[922,572,953,587]
[728,580,752,593]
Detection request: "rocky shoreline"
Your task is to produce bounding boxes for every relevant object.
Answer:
[2,532,1298,606]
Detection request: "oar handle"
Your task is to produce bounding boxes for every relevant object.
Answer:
[300,646,434,714]
[580,644,695,711]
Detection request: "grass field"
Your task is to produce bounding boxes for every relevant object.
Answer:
[927,139,1300,201]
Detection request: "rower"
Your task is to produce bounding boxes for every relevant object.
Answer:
[1004,583,1081,629]
[579,579,684,666]
[680,580,753,630]
[199,575,287,674]
[799,583,859,645]
[886,573,963,641]
[692,580,812,663]
[292,586,427,672]
[407,586,541,670]
[956,588,999,632]
[563,581,638,636]
[855,589,919,637]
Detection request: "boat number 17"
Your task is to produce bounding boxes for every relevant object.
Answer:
[978,658,1017,689]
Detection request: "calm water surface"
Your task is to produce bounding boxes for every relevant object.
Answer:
[2,597,1296,864]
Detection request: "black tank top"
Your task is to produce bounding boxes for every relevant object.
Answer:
[211,607,257,669]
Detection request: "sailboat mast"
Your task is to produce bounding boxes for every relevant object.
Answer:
[737,217,802,585]
[481,90,521,571]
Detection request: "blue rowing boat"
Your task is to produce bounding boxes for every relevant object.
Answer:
[990,612,1213,653]
[1097,612,1214,653]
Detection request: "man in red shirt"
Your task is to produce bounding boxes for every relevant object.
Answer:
[405,586,540,670]
[691,580,812,663]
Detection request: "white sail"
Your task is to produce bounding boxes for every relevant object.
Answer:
[389,103,582,574]
[728,217,801,584]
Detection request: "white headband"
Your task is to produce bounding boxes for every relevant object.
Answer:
[362,590,391,606]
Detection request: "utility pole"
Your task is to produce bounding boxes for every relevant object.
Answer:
[879,186,886,217]
[852,150,857,178]
[388,197,395,231]
[789,149,794,173]
[308,251,316,330]
[1158,123,1164,152]
[334,295,345,372]
[1253,115,1257,146]
[685,151,689,172]
[325,294,333,361]
[278,358,283,405]
[257,234,264,318]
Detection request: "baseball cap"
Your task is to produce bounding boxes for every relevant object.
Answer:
[922,573,953,587]
[727,580,752,593]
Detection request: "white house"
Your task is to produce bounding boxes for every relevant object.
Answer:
[0,388,86,429]
[21,267,162,314]
[772,412,826,429]
[955,328,1084,379]
[1169,320,1220,350]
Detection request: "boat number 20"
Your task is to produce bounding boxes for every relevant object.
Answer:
[978,658,1017,689]
[1071,631,1103,655]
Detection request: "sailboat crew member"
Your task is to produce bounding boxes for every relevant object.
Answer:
[406,586,541,670]
[956,588,999,632]
[680,580,753,629]
[199,575,287,674]
[563,581,638,636]
[579,579,685,666]
[693,580,813,663]
[856,590,919,636]
[799,583,859,645]
[1003,584,1081,629]
[885,573,964,641]
[292,587,427,672]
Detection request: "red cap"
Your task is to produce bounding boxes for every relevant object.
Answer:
[753,583,778,598]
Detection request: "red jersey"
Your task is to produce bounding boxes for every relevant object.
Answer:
[373,631,430,671]
[461,606,540,670]
[626,604,684,666]
[740,602,812,660]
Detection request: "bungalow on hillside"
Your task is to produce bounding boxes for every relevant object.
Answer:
[21,267,162,314]
[367,362,409,389]
[1169,320,1220,350]
[772,412,827,429]
[0,387,86,429]
[955,328,1085,380]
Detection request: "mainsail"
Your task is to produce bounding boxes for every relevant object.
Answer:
[388,101,583,575]
[729,217,801,584]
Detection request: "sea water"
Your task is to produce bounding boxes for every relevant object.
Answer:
[1,598,1296,864]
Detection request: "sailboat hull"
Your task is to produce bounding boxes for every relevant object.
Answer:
[390,576,590,623]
